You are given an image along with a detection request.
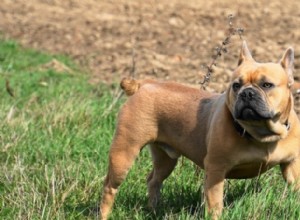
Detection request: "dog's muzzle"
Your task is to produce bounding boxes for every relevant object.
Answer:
[234,88,274,121]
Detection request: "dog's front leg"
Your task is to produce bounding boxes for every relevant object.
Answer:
[204,166,226,220]
[280,157,300,190]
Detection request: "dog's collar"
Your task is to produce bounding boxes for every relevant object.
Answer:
[233,120,290,139]
[233,120,252,139]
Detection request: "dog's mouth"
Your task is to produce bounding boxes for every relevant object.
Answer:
[239,107,272,120]
[233,88,274,121]
[234,106,274,121]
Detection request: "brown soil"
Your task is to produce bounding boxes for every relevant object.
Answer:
[0,0,300,93]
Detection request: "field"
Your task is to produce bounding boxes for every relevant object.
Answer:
[1,0,300,219]
[0,39,299,220]
[1,0,300,87]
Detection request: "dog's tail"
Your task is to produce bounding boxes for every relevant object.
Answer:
[120,78,140,96]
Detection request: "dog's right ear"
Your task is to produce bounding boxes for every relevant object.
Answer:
[238,41,254,66]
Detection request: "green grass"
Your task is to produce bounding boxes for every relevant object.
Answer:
[0,40,299,220]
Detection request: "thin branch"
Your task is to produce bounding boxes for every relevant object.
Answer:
[6,79,15,97]
[200,14,244,89]
[101,88,124,118]
[130,38,137,78]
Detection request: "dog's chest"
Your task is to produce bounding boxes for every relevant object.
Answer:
[227,141,297,179]
[244,138,298,163]
[264,142,297,165]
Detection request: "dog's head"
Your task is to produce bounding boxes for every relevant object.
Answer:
[226,41,294,142]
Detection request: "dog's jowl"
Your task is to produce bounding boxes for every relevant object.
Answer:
[100,41,300,220]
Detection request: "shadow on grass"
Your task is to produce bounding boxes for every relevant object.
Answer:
[66,176,265,219]
[64,186,204,219]
[65,180,260,219]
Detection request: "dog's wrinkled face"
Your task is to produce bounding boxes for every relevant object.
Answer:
[226,41,294,142]
[231,63,289,121]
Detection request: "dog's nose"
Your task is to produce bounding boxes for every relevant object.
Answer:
[240,88,255,101]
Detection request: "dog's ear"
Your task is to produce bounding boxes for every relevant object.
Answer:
[280,47,294,87]
[238,41,254,66]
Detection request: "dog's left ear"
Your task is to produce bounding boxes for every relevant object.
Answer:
[280,47,294,87]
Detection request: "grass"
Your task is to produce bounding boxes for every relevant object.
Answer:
[0,39,299,220]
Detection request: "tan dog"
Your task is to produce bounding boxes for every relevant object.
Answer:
[100,41,300,219]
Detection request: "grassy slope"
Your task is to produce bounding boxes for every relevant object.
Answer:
[0,40,299,220]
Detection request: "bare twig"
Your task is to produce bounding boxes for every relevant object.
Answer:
[101,88,124,117]
[6,79,15,97]
[200,14,244,89]
[130,38,136,78]
[102,37,138,117]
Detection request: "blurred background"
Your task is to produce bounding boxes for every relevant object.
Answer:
[1,0,299,90]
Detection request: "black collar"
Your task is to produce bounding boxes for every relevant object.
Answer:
[233,120,290,139]
[233,120,252,139]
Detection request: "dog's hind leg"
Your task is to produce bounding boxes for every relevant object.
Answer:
[100,113,157,219]
[147,143,178,210]
[100,94,159,219]
[100,136,143,219]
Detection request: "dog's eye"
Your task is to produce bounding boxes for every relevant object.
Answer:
[262,82,274,89]
[232,82,241,91]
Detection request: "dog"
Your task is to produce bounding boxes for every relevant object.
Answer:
[100,41,300,219]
